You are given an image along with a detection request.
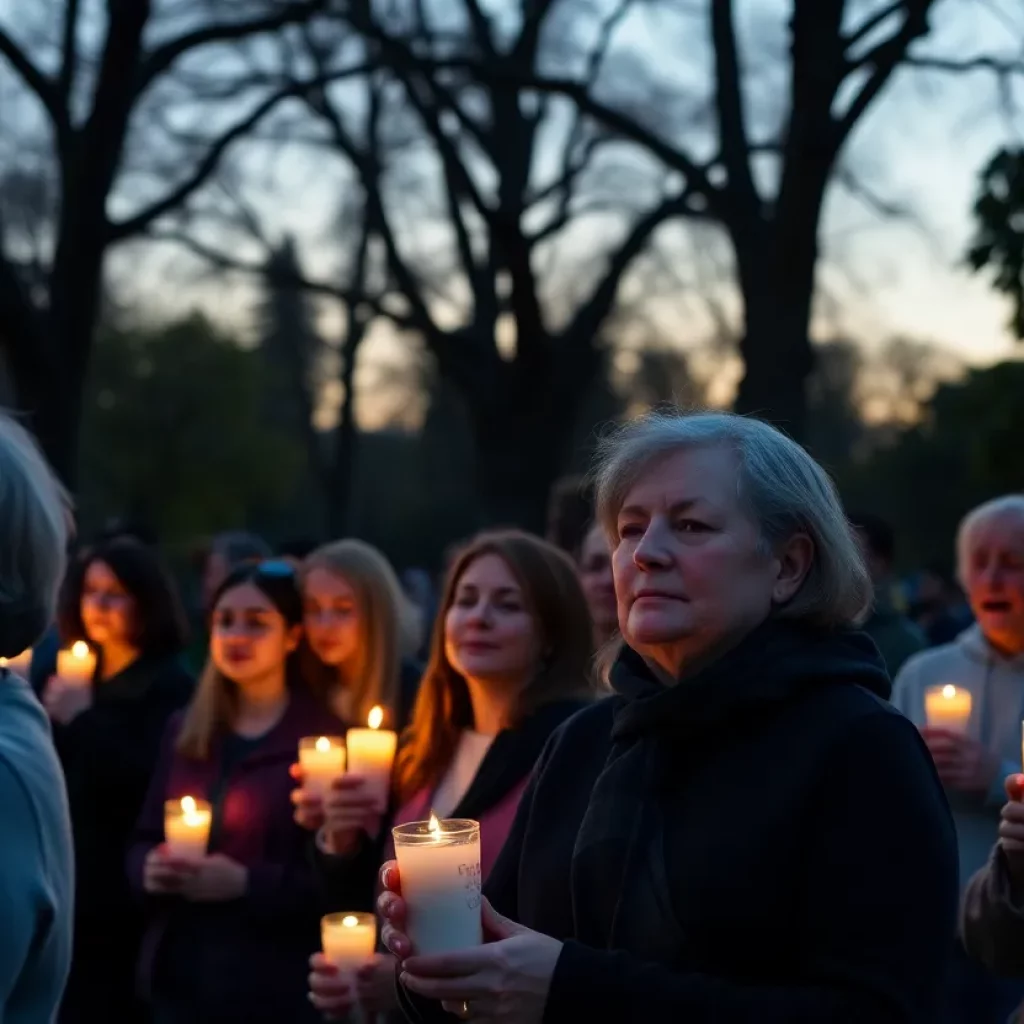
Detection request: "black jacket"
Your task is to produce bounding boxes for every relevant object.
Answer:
[403,622,959,1023]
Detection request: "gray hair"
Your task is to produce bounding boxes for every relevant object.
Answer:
[957,494,1024,574]
[0,415,72,653]
[592,411,871,629]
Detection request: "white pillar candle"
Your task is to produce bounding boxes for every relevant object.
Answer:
[0,649,32,677]
[299,736,346,797]
[322,912,377,968]
[56,641,97,687]
[347,706,397,812]
[164,796,212,860]
[924,684,972,733]
[393,815,482,955]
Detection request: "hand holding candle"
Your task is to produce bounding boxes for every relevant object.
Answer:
[347,706,397,812]
[392,815,482,956]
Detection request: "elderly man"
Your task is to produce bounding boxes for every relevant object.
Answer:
[892,494,1024,1023]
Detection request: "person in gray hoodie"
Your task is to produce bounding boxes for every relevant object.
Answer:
[892,494,1024,1024]
[0,415,75,1023]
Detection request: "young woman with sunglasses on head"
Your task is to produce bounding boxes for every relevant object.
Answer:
[46,536,193,1024]
[307,531,599,1019]
[128,561,342,1024]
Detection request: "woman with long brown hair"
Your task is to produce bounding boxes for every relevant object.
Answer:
[308,530,599,1018]
[128,561,342,1024]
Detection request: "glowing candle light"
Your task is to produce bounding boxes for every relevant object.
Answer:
[321,912,376,972]
[164,796,212,860]
[924,684,972,734]
[346,706,397,812]
[56,641,96,687]
[298,735,346,798]
[393,814,482,955]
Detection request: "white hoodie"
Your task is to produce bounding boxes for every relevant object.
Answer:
[892,625,1024,891]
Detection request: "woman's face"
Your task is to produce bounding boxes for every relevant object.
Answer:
[612,445,808,678]
[303,566,360,669]
[210,582,299,686]
[445,553,542,688]
[579,524,617,641]
[81,560,136,649]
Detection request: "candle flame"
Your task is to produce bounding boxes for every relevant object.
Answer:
[942,684,957,699]
[72,640,90,659]
[181,796,196,814]
[428,812,441,836]
[342,915,359,928]
[368,705,384,730]
[315,736,331,753]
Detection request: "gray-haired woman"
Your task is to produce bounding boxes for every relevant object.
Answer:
[377,411,959,1023]
[0,415,74,1022]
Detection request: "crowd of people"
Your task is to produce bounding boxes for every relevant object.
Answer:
[0,408,1022,1023]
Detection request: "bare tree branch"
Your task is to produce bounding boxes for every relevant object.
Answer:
[711,0,761,217]
[0,28,67,133]
[843,1,904,54]
[58,0,82,105]
[902,53,1024,75]
[136,0,327,96]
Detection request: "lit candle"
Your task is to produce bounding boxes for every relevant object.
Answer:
[164,796,212,860]
[346,706,398,812]
[393,814,482,955]
[56,641,96,687]
[0,649,32,677]
[298,735,346,797]
[924,684,972,733]
[321,912,376,970]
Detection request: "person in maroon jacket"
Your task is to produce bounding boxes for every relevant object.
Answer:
[127,561,342,1024]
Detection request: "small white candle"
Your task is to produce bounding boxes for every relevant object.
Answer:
[924,684,972,733]
[347,706,397,812]
[56,641,96,687]
[164,796,212,860]
[299,736,346,797]
[393,815,482,955]
[0,649,32,677]
[322,912,376,968]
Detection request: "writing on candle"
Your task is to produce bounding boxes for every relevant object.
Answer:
[459,862,482,909]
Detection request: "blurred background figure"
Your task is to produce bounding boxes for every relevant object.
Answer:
[0,415,75,1023]
[545,475,594,558]
[300,539,422,730]
[400,567,437,662]
[577,521,618,648]
[50,537,193,1023]
[892,495,1024,1024]
[910,562,974,647]
[851,512,926,677]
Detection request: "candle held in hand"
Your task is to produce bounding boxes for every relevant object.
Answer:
[164,796,212,860]
[298,735,346,797]
[346,706,397,812]
[56,641,96,687]
[393,815,482,955]
[321,912,376,969]
[924,684,972,734]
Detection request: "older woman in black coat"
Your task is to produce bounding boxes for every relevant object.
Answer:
[376,410,959,1024]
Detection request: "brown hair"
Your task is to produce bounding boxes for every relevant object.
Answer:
[394,530,597,804]
[299,539,414,727]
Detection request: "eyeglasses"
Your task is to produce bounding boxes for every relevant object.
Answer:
[257,559,296,578]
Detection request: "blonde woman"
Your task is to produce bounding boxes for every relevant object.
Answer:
[300,540,422,731]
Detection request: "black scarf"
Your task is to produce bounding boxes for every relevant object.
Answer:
[570,620,889,958]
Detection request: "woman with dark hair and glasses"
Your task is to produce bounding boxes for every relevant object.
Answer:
[127,560,341,1024]
[44,536,193,1024]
